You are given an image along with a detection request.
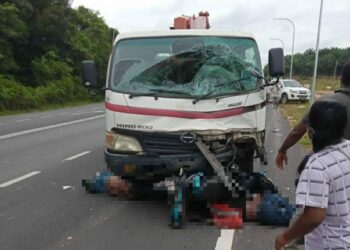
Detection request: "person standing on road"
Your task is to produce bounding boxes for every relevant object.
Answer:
[275,62,350,169]
[275,100,350,250]
[272,82,281,109]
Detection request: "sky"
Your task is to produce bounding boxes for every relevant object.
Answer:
[71,0,350,65]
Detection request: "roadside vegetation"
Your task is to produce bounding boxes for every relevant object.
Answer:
[279,102,310,150]
[264,47,350,77]
[295,76,340,91]
[0,0,114,114]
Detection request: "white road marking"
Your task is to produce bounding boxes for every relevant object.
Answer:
[15,118,31,123]
[71,112,87,116]
[0,171,41,188]
[40,115,52,119]
[215,229,235,250]
[0,115,104,141]
[64,151,91,161]
[72,110,104,115]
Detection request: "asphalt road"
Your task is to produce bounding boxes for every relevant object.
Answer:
[0,103,306,250]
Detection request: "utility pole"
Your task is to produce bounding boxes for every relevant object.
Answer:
[310,0,324,104]
[333,60,338,80]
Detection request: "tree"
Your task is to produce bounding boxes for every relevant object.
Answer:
[264,47,350,77]
[66,6,113,85]
[0,3,27,74]
[32,51,72,85]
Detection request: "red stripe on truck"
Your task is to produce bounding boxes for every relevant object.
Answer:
[105,102,245,119]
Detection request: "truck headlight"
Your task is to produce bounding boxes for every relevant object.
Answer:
[290,89,298,93]
[106,131,143,152]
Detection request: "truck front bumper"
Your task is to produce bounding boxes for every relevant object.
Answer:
[105,150,209,180]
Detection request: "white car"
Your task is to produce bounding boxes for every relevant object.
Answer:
[272,79,311,104]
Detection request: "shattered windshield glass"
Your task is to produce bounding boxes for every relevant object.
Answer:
[109,36,262,98]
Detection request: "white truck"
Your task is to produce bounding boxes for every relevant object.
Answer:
[82,15,284,182]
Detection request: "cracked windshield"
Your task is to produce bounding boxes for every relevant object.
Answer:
[110,37,262,98]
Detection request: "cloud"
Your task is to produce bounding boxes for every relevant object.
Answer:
[71,0,350,65]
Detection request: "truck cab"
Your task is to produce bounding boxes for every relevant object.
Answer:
[82,29,284,182]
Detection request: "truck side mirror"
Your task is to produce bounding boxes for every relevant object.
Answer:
[82,60,97,88]
[268,48,284,77]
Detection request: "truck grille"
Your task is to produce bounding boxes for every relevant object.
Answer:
[299,90,307,94]
[142,133,199,155]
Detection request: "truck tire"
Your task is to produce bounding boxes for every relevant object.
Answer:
[235,145,255,172]
[280,93,288,104]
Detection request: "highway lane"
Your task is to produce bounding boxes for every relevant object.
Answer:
[0,104,220,250]
[0,103,104,137]
[0,111,104,183]
[0,103,306,250]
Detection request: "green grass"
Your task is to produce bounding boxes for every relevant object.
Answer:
[0,100,101,116]
[279,102,312,150]
[294,76,340,91]
[279,103,308,126]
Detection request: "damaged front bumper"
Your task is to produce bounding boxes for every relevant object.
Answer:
[105,128,264,180]
[105,148,236,180]
[105,150,207,180]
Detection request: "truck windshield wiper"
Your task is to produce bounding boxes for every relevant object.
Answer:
[192,77,250,104]
[148,88,192,96]
[129,89,191,99]
[128,92,158,98]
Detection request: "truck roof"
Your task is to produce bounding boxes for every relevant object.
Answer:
[114,30,256,43]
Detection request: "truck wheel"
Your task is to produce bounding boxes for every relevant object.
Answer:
[235,145,254,172]
[238,157,253,172]
[280,93,288,104]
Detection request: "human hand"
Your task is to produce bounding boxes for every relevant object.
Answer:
[275,233,289,250]
[275,151,288,169]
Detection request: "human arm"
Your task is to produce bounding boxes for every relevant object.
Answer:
[275,206,326,249]
[275,119,308,169]
[275,160,330,249]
